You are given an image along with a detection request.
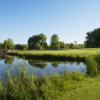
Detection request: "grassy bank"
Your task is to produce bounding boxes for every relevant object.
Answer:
[8,48,100,55]
[7,48,100,61]
[0,56,100,100]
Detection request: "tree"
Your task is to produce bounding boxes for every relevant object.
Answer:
[0,42,3,49]
[69,43,74,48]
[15,44,28,50]
[3,38,14,51]
[85,28,100,48]
[50,34,60,49]
[66,45,69,49]
[59,41,66,49]
[79,43,84,48]
[66,44,69,49]
[35,43,42,49]
[28,33,47,49]
[38,33,47,46]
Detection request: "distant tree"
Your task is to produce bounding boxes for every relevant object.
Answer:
[15,44,24,50]
[66,45,69,49]
[69,43,74,48]
[79,44,84,48]
[28,33,47,49]
[3,38,14,51]
[23,44,28,50]
[66,44,69,49]
[50,34,60,49]
[15,44,28,50]
[59,41,66,49]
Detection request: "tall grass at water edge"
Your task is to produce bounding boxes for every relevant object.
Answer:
[85,55,98,76]
[0,61,87,100]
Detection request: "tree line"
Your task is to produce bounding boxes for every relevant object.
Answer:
[1,27,100,51]
[0,34,84,51]
[28,33,84,50]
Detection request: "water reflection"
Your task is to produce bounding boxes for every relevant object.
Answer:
[0,54,5,60]
[0,54,87,78]
[70,61,75,65]
[28,60,47,69]
[4,56,14,64]
[52,62,59,67]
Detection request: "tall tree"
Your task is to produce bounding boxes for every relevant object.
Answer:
[50,34,60,49]
[85,28,100,48]
[38,33,46,46]
[28,33,47,49]
[3,38,14,51]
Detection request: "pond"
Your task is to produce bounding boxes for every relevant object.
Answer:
[0,54,87,81]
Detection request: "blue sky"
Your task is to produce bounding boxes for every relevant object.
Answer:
[0,0,100,45]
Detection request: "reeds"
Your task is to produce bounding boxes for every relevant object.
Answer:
[0,61,87,100]
[85,55,98,76]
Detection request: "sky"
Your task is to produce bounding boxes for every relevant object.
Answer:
[0,0,100,45]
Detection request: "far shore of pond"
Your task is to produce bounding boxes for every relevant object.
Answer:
[5,48,100,61]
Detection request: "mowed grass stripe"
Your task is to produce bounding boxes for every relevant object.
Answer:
[8,48,100,56]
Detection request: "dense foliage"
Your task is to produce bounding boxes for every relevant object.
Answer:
[59,41,66,49]
[0,42,3,49]
[28,33,47,49]
[14,44,28,50]
[85,28,100,48]
[3,38,14,51]
[50,34,60,49]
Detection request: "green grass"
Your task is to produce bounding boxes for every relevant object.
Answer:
[8,48,100,56]
[58,77,100,100]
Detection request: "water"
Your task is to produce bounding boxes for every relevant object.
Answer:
[0,55,87,80]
